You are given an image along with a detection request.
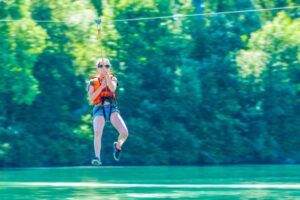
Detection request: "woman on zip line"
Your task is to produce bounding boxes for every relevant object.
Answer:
[88,58,128,165]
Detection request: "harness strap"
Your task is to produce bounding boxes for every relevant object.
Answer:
[98,97,114,122]
[102,106,106,121]
[109,105,113,121]
[102,105,114,122]
[94,106,102,115]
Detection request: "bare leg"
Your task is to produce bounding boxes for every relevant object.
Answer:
[110,112,128,149]
[93,116,105,158]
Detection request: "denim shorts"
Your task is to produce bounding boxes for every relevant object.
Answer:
[93,104,119,120]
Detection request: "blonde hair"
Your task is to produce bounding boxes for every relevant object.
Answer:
[96,58,110,66]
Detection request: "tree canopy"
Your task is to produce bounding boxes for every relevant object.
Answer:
[0,0,299,166]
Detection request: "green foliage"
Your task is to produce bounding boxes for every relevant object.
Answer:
[0,0,300,166]
[237,12,300,162]
[0,1,47,105]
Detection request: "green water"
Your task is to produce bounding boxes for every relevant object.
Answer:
[1,165,300,200]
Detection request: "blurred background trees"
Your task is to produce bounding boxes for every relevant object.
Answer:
[0,0,299,166]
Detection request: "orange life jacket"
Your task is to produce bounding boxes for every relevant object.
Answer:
[90,75,116,105]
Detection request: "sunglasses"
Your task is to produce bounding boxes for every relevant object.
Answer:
[98,63,110,68]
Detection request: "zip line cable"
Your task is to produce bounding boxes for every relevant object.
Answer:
[96,18,105,63]
[105,5,300,23]
[0,5,300,24]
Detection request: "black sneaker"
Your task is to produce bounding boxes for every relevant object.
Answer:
[113,142,121,161]
[91,157,102,166]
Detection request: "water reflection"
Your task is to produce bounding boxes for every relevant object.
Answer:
[1,166,300,199]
